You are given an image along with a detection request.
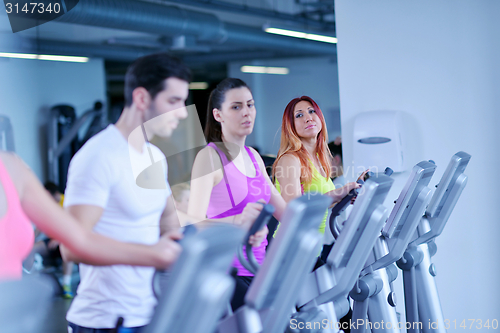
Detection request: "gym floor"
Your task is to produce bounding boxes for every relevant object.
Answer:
[41,298,72,333]
[36,268,80,333]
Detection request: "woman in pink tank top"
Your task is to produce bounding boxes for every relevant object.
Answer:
[0,154,34,280]
[188,78,287,310]
[0,151,182,281]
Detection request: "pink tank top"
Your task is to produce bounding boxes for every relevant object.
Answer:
[0,157,34,280]
[206,143,271,276]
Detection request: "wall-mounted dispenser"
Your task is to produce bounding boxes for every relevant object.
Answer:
[353,110,409,173]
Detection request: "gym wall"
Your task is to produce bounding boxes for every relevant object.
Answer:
[336,0,500,324]
[0,13,106,180]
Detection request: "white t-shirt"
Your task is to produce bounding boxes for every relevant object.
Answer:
[64,125,171,328]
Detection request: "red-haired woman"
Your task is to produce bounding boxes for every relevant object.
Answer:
[272,96,366,237]
[272,96,365,332]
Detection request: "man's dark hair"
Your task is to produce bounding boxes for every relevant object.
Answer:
[124,53,192,107]
[44,181,61,195]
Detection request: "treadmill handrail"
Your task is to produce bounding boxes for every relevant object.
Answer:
[412,151,470,245]
[367,161,436,272]
[237,204,275,274]
[304,175,394,307]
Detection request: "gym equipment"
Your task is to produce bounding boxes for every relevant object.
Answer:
[329,167,392,241]
[237,204,275,274]
[398,151,470,333]
[218,193,333,333]
[294,174,394,333]
[47,102,106,190]
[151,206,274,301]
[0,115,15,152]
[0,275,55,333]
[349,161,437,333]
[330,178,364,232]
[144,223,245,333]
[151,224,199,300]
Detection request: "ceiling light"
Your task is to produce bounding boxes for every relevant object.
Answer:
[189,82,209,90]
[0,52,37,60]
[0,52,89,63]
[37,55,89,62]
[264,27,337,44]
[240,66,289,75]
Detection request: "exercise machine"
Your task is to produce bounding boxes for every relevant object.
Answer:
[145,223,245,333]
[397,151,470,333]
[47,102,106,190]
[293,174,394,333]
[0,275,55,333]
[218,193,333,333]
[349,160,437,333]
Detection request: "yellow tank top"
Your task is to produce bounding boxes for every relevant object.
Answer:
[275,160,335,234]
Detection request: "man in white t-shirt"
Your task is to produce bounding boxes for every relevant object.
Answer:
[63,53,191,333]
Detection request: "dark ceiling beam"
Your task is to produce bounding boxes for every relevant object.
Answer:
[35,40,155,61]
[33,39,326,65]
[54,0,336,55]
[162,0,335,31]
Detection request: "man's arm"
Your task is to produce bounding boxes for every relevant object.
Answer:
[159,195,182,235]
[17,160,181,269]
[60,204,103,263]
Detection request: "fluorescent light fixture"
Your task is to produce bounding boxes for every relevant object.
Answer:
[240,65,289,75]
[0,52,89,63]
[264,27,337,44]
[37,55,89,62]
[189,82,209,90]
[0,52,37,60]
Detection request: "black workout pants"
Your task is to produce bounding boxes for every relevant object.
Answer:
[231,275,253,311]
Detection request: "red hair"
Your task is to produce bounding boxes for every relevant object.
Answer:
[272,96,332,185]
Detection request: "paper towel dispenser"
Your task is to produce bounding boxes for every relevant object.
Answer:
[353,110,409,173]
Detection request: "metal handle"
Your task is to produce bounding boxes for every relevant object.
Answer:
[237,203,275,274]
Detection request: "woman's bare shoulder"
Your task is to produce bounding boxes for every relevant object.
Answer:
[192,145,223,177]
[195,145,221,164]
[277,153,300,167]
[247,147,265,166]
